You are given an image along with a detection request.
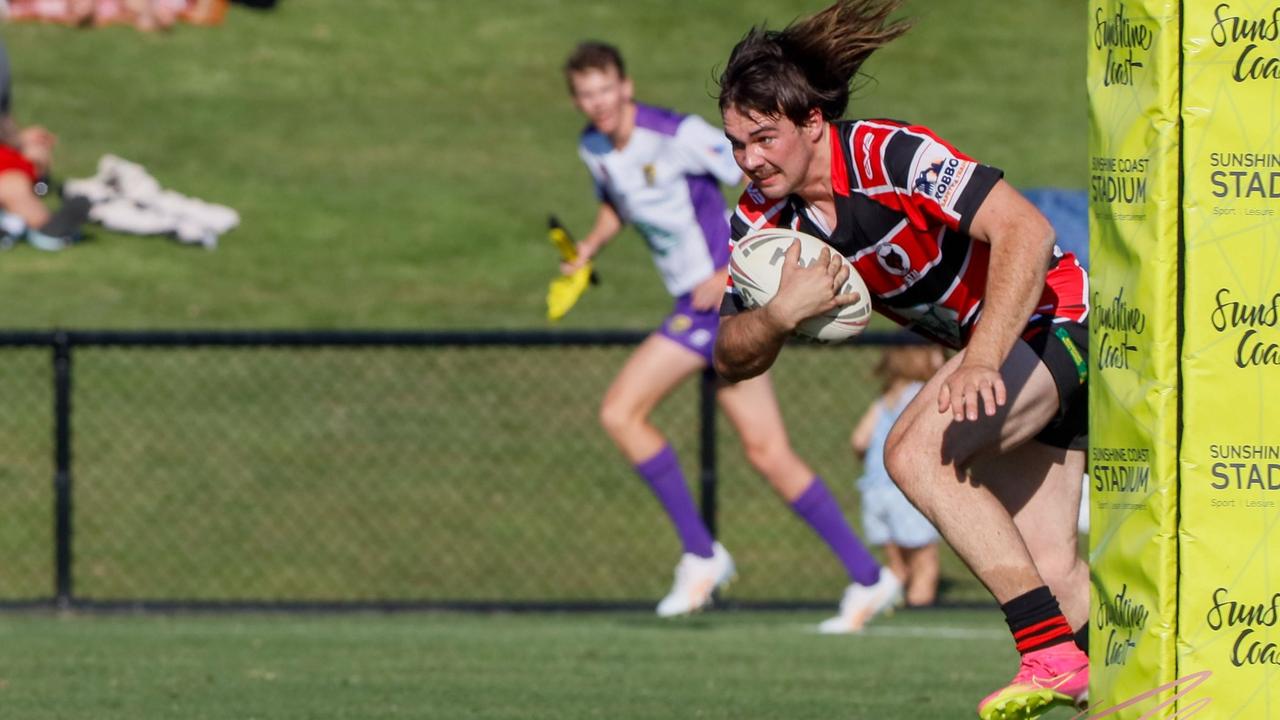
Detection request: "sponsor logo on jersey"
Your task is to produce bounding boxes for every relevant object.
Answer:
[931,158,962,206]
[913,148,969,211]
[913,162,939,195]
[643,163,657,187]
[747,184,765,204]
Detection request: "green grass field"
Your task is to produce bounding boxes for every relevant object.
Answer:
[0,609,1082,720]
[1,0,1086,329]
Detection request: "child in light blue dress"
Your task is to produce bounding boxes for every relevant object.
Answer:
[851,346,945,607]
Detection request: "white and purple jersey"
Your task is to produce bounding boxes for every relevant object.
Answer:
[578,103,741,297]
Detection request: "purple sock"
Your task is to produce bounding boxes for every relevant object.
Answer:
[635,445,715,558]
[790,477,881,586]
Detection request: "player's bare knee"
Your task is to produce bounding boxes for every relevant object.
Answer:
[741,437,790,477]
[883,445,910,487]
[884,421,908,464]
[598,398,637,439]
[885,455,926,502]
[884,423,926,495]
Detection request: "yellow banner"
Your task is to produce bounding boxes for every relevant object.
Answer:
[1180,0,1280,714]
[1087,0,1182,714]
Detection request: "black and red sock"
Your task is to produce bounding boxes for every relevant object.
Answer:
[1074,624,1088,653]
[1002,586,1074,655]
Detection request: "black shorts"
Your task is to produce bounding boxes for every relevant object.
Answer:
[1020,320,1088,450]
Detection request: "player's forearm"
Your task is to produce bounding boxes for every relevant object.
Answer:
[850,404,879,457]
[965,226,1053,369]
[579,205,622,259]
[713,309,790,382]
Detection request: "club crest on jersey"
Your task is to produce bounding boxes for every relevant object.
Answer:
[876,243,912,277]
[643,163,657,187]
[668,314,693,333]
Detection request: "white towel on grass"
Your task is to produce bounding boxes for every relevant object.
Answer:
[64,154,239,250]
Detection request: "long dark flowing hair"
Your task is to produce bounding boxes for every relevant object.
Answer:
[718,0,911,125]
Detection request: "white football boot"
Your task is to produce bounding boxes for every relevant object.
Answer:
[818,569,903,634]
[655,542,735,618]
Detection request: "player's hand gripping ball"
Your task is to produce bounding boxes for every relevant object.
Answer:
[728,228,872,343]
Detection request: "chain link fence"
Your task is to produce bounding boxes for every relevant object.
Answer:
[0,330,954,609]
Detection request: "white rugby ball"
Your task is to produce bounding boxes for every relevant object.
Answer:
[728,228,873,343]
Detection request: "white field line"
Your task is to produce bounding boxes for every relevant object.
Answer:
[803,624,1006,640]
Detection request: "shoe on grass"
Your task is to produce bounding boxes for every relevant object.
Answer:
[977,642,1089,720]
[655,542,735,618]
[817,569,902,634]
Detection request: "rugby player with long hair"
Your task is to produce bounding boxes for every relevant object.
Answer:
[713,2,1091,716]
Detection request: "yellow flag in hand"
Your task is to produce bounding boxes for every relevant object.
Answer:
[547,266,593,322]
[545,216,597,322]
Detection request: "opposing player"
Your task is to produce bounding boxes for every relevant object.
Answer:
[712,2,1090,717]
[561,41,899,629]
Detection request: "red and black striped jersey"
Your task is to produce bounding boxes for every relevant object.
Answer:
[722,120,1089,349]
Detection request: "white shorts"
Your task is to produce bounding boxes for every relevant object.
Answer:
[860,483,939,549]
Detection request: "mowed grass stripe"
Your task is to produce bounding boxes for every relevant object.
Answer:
[0,610,1024,720]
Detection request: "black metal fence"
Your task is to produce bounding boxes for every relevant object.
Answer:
[0,329,923,610]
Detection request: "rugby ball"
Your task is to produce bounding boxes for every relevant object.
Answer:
[728,228,873,343]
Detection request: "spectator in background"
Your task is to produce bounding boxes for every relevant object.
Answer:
[850,345,944,607]
[83,0,178,31]
[0,37,86,247]
[6,0,234,29]
[0,35,55,228]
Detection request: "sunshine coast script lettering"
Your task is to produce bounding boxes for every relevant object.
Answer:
[1095,4,1153,86]
[1211,3,1280,82]
[1206,587,1280,667]
[1210,288,1280,368]
[1095,583,1149,667]
[1093,287,1147,371]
